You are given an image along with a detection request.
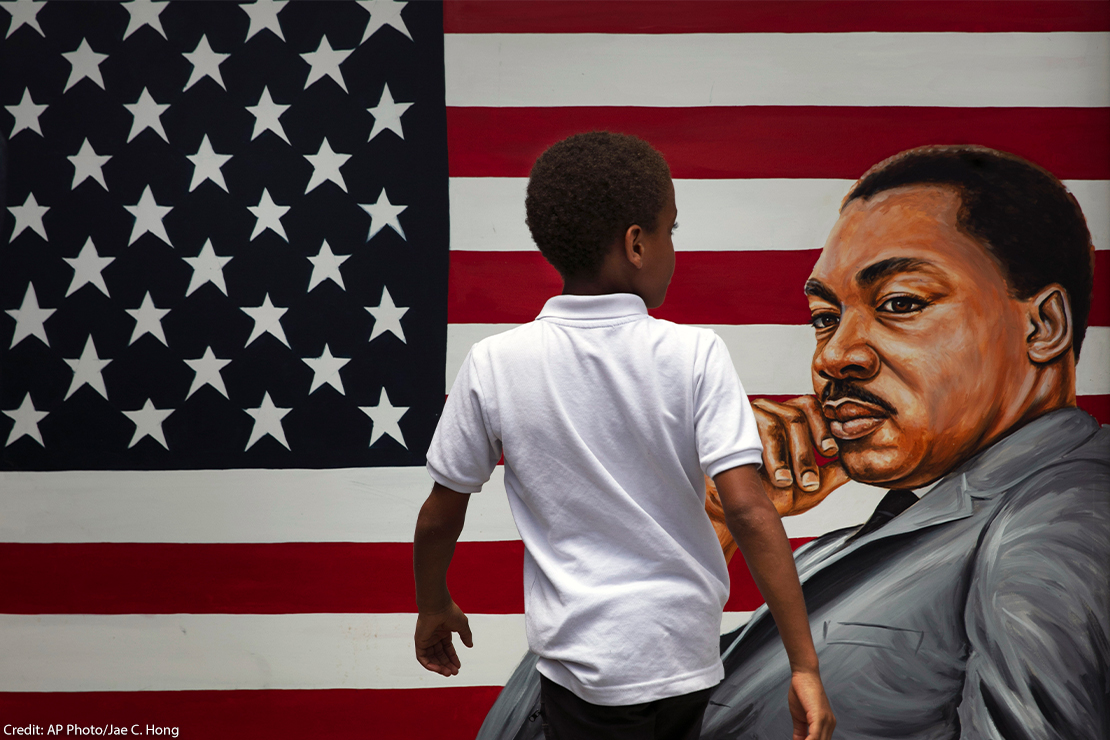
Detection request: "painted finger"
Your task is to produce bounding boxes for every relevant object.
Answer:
[783,408,820,493]
[758,416,794,488]
[790,461,850,516]
[790,395,838,457]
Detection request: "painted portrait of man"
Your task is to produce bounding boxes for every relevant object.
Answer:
[479,145,1109,740]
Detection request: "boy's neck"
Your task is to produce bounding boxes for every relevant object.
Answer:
[561,246,645,302]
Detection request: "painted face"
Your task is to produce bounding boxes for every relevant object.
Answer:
[806,185,1032,488]
[637,180,678,309]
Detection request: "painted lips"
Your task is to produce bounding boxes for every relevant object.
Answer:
[824,401,890,440]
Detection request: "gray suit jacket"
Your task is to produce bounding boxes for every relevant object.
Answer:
[477,409,1109,740]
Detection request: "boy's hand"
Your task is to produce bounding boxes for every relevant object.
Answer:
[414,601,473,677]
[751,396,849,516]
[789,668,836,740]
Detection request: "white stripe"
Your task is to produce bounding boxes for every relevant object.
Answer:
[450,178,850,253]
[450,178,1110,253]
[0,611,755,691]
[449,324,1110,397]
[445,33,1110,108]
[0,466,515,544]
[1066,180,1110,252]
[1076,325,1110,398]
[0,463,881,544]
[0,613,527,691]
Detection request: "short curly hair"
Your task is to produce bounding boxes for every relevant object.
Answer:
[525,132,672,279]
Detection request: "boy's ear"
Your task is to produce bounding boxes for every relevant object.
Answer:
[1025,284,1073,363]
[623,224,645,269]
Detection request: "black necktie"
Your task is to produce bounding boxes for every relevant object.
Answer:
[848,488,918,543]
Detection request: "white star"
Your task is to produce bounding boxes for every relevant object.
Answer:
[64,238,114,298]
[62,39,108,92]
[303,344,350,395]
[123,399,174,449]
[68,138,111,190]
[184,239,231,296]
[187,134,232,192]
[358,0,411,43]
[5,88,47,137]
[5,283,54,348]
[63,336,111,400]
[2,0,45,38]
[183,34,229,91]
[241,0,286,42]
[360,188,407,241]
[2,393,48,447]
[241,293,289,347]
[367,83,412,142]
[122,0,168,40]
[307,240,349,292]
[366,286,408,343]
[245,392,291,450]
[124,87,170,143]
[304,138,350,194]
[124,185,172,246]
[300,36,353,93]
[184,346,232,399]
[248,188,290,241]
[126,291,170,346]
[246,86,290,144]
[361,388,409,448]
[8,191,49,241]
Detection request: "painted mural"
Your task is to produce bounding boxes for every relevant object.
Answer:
[477,146,1109,739]
[0,1,1106,738]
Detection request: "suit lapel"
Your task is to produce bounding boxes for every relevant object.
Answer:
[795,474,974,582]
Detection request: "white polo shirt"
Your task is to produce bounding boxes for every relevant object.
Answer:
[426,293,763,706]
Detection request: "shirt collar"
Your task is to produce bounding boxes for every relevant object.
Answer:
[537,293,649,321]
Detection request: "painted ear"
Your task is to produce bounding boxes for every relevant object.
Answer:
[1026,285,1073,363]
[623,224,644,269]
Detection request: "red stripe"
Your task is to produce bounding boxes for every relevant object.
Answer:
[0,538,812,614]
[1077,394,1110,426]
[0,687,500,740]
[444,1,1110,34]
[448,250,1110,327]
[447,107,1110,180]
[0,541,521,615]
[448,250,816,324]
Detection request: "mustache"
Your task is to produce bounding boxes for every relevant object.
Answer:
[820,380,898,416]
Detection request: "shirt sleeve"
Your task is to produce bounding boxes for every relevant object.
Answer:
[693,331,764,479]
[425,346,503,494]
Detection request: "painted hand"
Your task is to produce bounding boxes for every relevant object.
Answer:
[752,395,849,516]
[414,601,473,677]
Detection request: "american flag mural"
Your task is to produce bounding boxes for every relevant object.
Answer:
[1,1,1107,737]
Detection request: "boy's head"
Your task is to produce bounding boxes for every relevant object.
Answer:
[525,132,673,282]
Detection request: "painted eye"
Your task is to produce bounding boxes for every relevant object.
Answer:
[811,313,840,330]
[670,221,679,234]
[878,296,926,314]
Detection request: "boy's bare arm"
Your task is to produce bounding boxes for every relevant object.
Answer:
[413,482,474,677]
[713,464,836,740]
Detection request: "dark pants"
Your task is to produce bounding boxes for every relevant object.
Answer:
[539,675,712,740]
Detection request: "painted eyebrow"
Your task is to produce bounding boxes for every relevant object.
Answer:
[855,257,936,288]
[804,279,838,305]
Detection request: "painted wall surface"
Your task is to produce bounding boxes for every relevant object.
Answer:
[1,2,1107,739]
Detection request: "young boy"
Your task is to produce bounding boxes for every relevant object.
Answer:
[413,132,834,740]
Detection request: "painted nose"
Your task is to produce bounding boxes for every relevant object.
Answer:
[814,310,880,381]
